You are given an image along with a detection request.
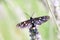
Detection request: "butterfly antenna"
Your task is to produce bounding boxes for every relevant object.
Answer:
[31,12,35,17]
[24,12,31,18]
[24,12,35,18]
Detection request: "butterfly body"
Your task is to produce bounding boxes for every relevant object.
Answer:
[16,16,49,28]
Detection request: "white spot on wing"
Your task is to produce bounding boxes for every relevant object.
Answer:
[39,18,41,19]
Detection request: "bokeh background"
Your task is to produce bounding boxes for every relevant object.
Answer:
[0,0,58,40]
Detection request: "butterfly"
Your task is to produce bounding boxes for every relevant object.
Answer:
[16,16,50,28]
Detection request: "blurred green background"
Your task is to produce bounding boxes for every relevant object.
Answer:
[0,0,57,40]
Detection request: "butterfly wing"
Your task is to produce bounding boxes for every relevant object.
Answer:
[16,20,32,28]
[16,16,49,28]
[33,16,49,25]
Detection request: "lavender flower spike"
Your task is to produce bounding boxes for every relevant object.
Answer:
[29,27,42,40]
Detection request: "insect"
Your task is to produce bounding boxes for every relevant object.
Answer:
[16,16,50,28]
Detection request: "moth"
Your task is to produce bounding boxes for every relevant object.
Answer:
[16,16,50,28]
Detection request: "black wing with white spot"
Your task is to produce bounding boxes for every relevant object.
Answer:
[16,20,32,28]
[16,16,49,28]
[33,16,49,25]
